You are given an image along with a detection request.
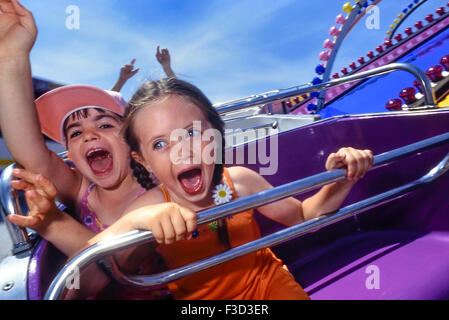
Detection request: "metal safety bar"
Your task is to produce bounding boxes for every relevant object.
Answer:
[239,121,279,132]
[215,63,436,114]
[44,131,449,300]
[0,165,35,255]
[0,152,69,255]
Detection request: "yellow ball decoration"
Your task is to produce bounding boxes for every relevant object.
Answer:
[393,19,399,24]
[342,2,353,13]
[398,14,404,18]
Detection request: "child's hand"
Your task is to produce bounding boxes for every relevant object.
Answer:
[125,202,197,245]
[0,0,37,57]
[325,148,374,182]
[156,46,171,67]
[119,58,139,81]
[7,168,59,234]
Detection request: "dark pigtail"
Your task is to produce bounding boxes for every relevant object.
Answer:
[130,158,157,190]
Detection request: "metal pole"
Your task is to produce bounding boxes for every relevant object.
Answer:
[44,131,449,300]
[216,63,436,114]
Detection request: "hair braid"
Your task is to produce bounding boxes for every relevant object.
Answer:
[130,158,157,190]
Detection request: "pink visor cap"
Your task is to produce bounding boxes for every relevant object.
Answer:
[35,85,127,144]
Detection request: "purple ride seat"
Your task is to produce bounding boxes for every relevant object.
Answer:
[291,230,449,300]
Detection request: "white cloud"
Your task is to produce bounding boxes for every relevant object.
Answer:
[28,0,307,102]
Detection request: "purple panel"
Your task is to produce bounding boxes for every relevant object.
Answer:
[26,109,449,299]
[300,231,449,300]
[27,239,67,300]
[229,109,449,299]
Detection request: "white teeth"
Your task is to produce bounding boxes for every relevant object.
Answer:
[86,148,104,157]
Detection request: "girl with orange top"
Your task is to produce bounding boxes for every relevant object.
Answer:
[81,77,373,300]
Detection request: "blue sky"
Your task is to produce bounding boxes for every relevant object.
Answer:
[22,0,448,103]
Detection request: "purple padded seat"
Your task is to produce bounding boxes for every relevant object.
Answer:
[28,240,66,300]
[291,230,449,300]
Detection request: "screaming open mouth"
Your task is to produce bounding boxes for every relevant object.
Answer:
[178,168,204,195]
[86,148,114,176]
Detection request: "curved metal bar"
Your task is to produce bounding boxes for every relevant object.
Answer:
[215,63,436,115]
[44,131,449,300]
[239,121,279,132]
[95,151,449,288]
[0,152,69,256]
[0,164,34,255]
[315,0,369,110]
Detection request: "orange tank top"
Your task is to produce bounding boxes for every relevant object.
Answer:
[156,168,309,300]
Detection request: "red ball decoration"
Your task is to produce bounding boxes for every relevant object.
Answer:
[332,73,340,79]
[404,27,413,36]
[394,34,403,42]
[436,7,445,16]
[367,51,374,59]
[341,67,348,75]
[425,65,444,82]
[349,62,357,70]
[440,55,449,70]
[399,87,417,104]
[385,99,403,111]
[415,21,423,29]
[384,40,393,48]
[425,14,434,23]
[376,45,384,53]
[285,100,292,108]
[358,57,365,64]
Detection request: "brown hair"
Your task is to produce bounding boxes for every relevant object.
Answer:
[122,77,225,188]
[62,108,123,145]
[122,77,229,247]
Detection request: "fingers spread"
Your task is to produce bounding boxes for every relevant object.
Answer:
[12,169,42,187]
[0,0,16,14]
[25,190,51,213]
[12,169,56,199]
[35,174,57,199]
[10,179,33,192]
[11,0,29,16]
[8,213,40,228]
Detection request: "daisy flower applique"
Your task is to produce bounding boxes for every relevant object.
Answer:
[212,183,233,205]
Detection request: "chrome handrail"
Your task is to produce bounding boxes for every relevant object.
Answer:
[0,152,69,255]
[44,131,449,300]
[93,151,449,289]
[0,165,34,255]
[215,63,436,114]
[238,121,279,132]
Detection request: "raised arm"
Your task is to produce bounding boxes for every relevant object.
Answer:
[0,0,81,203]
[229,147,373,226]
[156,46,175,78]
[110,58,139,92]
